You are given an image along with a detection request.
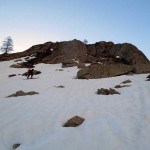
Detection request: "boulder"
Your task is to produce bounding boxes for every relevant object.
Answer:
[77,64,134,79]
[62,59,77,68]
[13,144,20,149]
[63,115,85,127]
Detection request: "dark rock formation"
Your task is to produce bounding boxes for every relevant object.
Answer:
[63,115,85,127]
[77,64,134,79]
[97,88,120,95]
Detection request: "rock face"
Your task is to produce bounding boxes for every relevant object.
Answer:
[77,64,134,79]
[0,39,149,78]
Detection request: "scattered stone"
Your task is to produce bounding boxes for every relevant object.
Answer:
[97,88,120,95]
[121,79,132,84]
[59,69,64,71]
[63,115,85,127]
[55,69,64,71]
[6,90,39,98]
[55,85,65,88]
[13,143,20,149]
[114,84,131,88]
[8,74,16,77]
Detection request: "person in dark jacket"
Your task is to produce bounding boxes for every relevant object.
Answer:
[27,68,34,79]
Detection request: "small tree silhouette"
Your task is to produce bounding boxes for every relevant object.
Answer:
[83,39,88,44]
[0,36,13,54]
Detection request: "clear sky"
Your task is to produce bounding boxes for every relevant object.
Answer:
[0,0,150,59]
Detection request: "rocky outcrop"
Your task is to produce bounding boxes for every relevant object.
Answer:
[77,64,134,79]
[0,39,150,78]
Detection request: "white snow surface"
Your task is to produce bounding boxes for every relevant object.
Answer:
[0,59,150,150]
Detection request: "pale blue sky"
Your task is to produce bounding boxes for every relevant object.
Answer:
[0,0,150,59]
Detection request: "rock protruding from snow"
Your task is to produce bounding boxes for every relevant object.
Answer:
[55,85,65,88]
[121,79,132,84]
[97,88,120,95]
[6,90,39,97]
[77,64,134,79]
[63,115,85,127]
[114,85,131,88]
[13,143,20,149]
[8,74,17,77]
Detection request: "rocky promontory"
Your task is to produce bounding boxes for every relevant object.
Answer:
[0,39,150,79]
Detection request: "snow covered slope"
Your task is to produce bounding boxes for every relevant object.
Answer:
[0,59,150,150]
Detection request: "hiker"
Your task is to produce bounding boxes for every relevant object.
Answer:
[27,68,34,79]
